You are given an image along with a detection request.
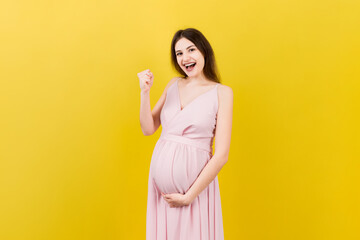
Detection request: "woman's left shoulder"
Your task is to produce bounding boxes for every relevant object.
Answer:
[217,83,233,99]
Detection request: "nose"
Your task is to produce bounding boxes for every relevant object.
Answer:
[182,51,191,62]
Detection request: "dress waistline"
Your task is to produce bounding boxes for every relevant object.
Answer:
[159,134,213,153]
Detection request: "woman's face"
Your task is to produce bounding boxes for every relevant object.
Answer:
[175,38,205,77]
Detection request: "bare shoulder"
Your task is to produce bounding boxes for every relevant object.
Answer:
[217,84,233,102]
[163,76,181,92]
[167,76,182,87]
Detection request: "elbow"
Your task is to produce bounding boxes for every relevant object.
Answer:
[141,127,155,136]
[140,119,156,136]
[214,152,229,166]
[222,157,229,166]
[140,122,154,136]
[142,130,153,136]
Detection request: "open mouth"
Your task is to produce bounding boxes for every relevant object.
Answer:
[185,63,196,70]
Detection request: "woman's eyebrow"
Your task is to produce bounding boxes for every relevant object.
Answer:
[175,45,195,53]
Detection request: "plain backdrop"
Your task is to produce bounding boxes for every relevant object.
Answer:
[0,0,359,239]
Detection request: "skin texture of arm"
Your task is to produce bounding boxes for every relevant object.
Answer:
[140,77,179,135]
[162,84,233,207]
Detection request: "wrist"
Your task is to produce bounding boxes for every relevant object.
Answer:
[141,89,150,95]
[185,191,196,205]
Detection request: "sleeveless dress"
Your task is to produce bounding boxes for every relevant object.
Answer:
[146,78,224,240]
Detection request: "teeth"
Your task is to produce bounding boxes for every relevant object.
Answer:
[185,63,196,69]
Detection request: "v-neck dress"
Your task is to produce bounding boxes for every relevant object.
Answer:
[146,79,224,240]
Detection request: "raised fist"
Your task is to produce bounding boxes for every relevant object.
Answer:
[138,69,154,92]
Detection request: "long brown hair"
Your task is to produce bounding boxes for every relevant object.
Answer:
[170,28,221,83]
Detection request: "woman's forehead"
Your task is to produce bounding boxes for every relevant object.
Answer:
[175,38,195,51]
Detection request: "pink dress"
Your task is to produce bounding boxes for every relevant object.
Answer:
[146,79,224,240]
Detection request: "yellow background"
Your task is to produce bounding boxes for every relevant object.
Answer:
[1,0,359,239]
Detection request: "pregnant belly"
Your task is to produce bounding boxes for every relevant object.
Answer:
[150,140,210,194]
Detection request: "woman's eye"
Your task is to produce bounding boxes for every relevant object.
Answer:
[176,49,194,56]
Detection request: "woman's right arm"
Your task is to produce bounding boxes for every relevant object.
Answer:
[138,69,178,135]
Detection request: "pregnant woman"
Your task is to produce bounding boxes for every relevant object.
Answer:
[138,28,233,240]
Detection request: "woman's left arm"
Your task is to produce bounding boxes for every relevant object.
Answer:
[184,85,233,204]
[162,85,233,207]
